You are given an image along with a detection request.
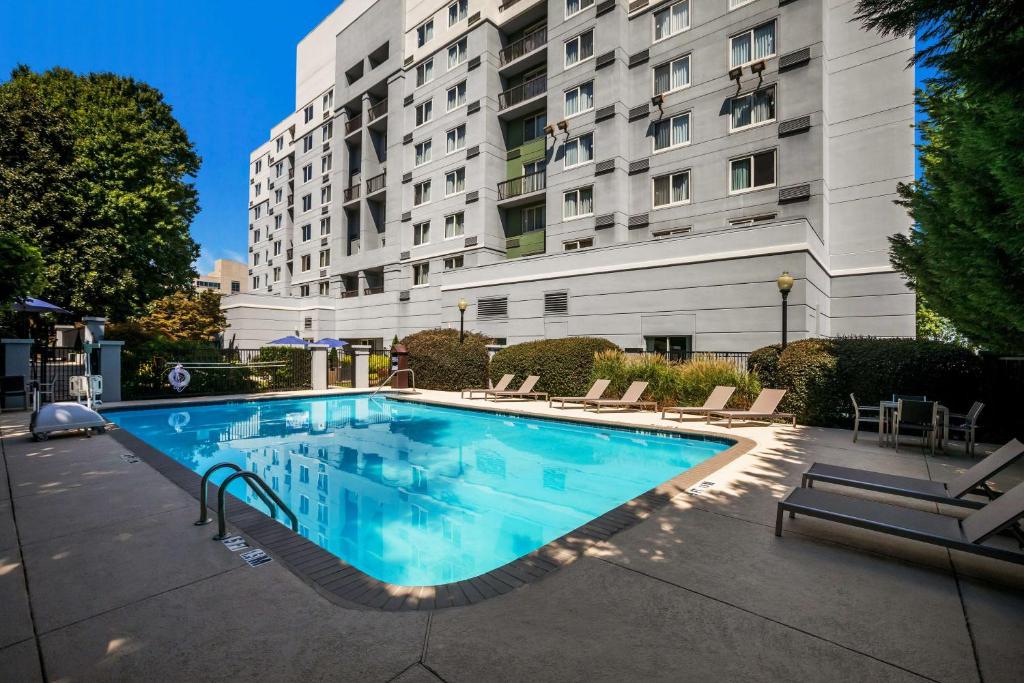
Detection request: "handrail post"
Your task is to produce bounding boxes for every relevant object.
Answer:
[195,462,277,526]
[213,471,298,541]
[368,367,417,398]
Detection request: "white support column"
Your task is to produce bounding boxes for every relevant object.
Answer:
[310,344,329,391]
[352,344,371,389]
[98,341,124,402]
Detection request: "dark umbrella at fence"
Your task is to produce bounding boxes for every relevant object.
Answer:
[266,336,308,346]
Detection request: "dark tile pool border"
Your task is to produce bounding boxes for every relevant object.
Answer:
[104,396,756,611]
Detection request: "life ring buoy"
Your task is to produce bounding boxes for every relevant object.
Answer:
[168,364,191,392]
[168,411,190,431]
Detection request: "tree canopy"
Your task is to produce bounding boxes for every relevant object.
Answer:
[0,232,43,308]
[0,66,201,319]
[137,289,227,342]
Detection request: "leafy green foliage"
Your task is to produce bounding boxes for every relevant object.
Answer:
[0,232,43,307]
[401,328,490,391]
[137,290,227,341]
[746,344,782,389]
[489,337,619,397]
[0,66,200,320]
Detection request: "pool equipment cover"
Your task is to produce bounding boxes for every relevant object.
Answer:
[30,402,106,441]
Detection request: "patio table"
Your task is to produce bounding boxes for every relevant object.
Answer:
[879,400,949,450]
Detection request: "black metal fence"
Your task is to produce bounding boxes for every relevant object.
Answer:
[665,350,752,371]
[31,345,90,402]
[122,347,311,400]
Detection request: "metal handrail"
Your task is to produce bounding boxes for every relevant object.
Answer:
[195,462,277,526]
[369,368,417,398]
[499,27,547,66]
[367,99,388,121]
[213,470,298,541]
[498,74,546,110]
[497,170,546,199]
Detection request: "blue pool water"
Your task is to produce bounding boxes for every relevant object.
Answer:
[105,396,731,586]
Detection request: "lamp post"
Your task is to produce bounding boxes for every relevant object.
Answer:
[457,298,468,344]
[777,271,794,349]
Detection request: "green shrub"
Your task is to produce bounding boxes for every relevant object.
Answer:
[747,344,782,388]
[490,337,619,397]
[401,328,490,391]
[677,355,762,409]
[775,339,840,424]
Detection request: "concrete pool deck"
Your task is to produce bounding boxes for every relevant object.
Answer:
[2,389,1023,681]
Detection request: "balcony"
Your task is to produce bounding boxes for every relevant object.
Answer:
[340,289,359,298]
[363,286,384,296]
[344,114,362,137]
[367,99,388,129]
[499,27,547,72]
[497,170,546,204]
[365,172,386,197]
[343,185,360,204]
[505,229,545,259]
[497,75,546,119]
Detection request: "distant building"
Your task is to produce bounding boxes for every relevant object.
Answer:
[195,259,248,295]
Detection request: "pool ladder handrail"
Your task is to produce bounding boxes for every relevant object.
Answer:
[195,462,299,541]
[369,368,418,399]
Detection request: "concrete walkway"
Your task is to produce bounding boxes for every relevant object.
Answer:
[1,392,1022,682]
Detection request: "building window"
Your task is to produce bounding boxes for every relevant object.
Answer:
[273,240,282,256]
[731,21,776,68]
[299,284,310,297]
[446,81,467,111]
[321,185,332,204]
[274,214,282,229]
[653,170,690,208]
[253,277,261,289]
[448,0,468,26]
[255,160,262,174]
[254,206,261,219]
[303,134,314,153]
[322,89,334,111]
[301,224,312,241]
[730,149,776,193]
[416,59,434,87]
[730,86,776,131]
[415,140,432,166]
[563,237,594,251]
[565,0,594,18]
[564,81,594,118]
[562,186,594,219]
[444,255,464,270]
[446,124,466,153]
[416,19,434,47]
[321,154,332,173]
[563,132,593,169]
[564,29,594,69]
[654,1,689,42]
[319,281,330,296]
[302,164,313,182]
[523,204,545,232]
[444,212,465,238]
[445,168,465,196]
[273,267,281,282]
[414,180,432,206]
[274,189,282,204]
[415,100,433,127]
[320,217,331,235]
[322,121,333,141]
[276,137,284,152]
[413,221,430,245]
[301,254,311,271]
[275,162,282,177]
[524,113,547,142]
[304,104,314,123]
[253,252,261,266]
[645,335,692,357]
[652,112,690,152]
[255,182,262,196]
[653,55,690,96]
[653,226,692,238]
[302,194,312,211]
[447,38,468,70]
[319,249,331,267]
[413,262,430,286]
[253,228,261,243]
[231,281,240,293]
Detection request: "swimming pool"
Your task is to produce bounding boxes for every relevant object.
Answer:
[105,396,731,587]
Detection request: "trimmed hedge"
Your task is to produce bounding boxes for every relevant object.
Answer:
[401,328,490,392]
[749,337,984,426]
[489,337,619,397]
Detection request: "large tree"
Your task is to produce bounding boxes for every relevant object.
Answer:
[0,233,43,308]
[853,1,1024,352]
[137,289,227,341]
[0,66,201,320]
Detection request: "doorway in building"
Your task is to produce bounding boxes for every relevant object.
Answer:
[644,335,693,361]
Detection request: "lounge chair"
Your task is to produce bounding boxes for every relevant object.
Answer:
[550,379,611,409]
[801,438,1024,510]
[775,478,1024,565]
[706,388,794,427]
[462,374,514,399]
[487,375,548,401]
[583,381,656,413]
[662,386,736,421]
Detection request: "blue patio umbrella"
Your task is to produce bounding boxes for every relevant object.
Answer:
[315,338,349,348]
[13,298,71,315]
[266,336,308,346]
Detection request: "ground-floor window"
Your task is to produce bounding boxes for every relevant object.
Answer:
[645,335,692,360]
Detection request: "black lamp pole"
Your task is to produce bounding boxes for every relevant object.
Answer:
[458,299,467,344]
[777,271,794,349]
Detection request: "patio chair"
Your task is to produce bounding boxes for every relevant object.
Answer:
[583,381,656,413]
[706,389,795,428]
[486,375,548,401]
[893,393,926,402]
[0,376,29,412]
[946,401,985,458]
[800,438,1024,510]
[662,386,736,421]
[550,379,611,409]
[462,374,514,400]
[774,477,1024,566]
[894,399,938,453]
[849,393,884,444]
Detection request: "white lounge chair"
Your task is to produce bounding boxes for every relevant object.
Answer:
[550,379,611,409]
[584,381,656,413]
[706,388,794,427]
[487,375,548,401]
[462,374,514,399]
[662,386,736,421]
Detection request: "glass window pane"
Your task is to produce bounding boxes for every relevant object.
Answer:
[580,134,593,161]
[565,89,578,116]
[579,187,593,214]
[732,95,751,128]
[653,176,669,206]
[731,34,751,66]
[731,158,751,191]
[672,57,689,89]
[654,64,670,95]
[754,23,775,59]
[565,40,579,66]
[672,173,688,202]
[564,191,577,217]
[565,140,578,167]
[672,114,689,145]
[672,2,688,33]
[655,10,670,41]
[581,31,593,60]
[654,120,670,150]
[754,150,775,186]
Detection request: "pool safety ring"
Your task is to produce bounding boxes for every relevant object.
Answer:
[168,411,191,431]
[168,364,191,392]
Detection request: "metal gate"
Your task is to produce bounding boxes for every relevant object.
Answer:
[31,345,89,402]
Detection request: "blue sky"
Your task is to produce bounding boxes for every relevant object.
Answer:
[1,2,931,275]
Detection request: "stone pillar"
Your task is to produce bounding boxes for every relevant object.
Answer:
[391,344,409,389]
[310,344,329,391]
[98,341,124,402]
[82,316,106,343]
[2,338,33,378]
[352,344,371,389]
[485,344,505,389]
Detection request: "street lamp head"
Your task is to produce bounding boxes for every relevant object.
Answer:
[776,271,794,294]
[457,298,468,312]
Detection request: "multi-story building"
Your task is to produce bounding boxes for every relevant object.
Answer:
[195,258,249,294]
[227,0,916,352]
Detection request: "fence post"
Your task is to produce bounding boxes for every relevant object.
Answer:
[485,344,505,388]
[98,341,124,402]
[82,316,106,343]
[352,345,371,389]
[1,338,33,383]
[310,344,328,391]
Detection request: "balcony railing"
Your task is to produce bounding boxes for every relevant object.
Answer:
[365,172,386,195]
[367,99,388,122]
[498,75,547,111]
[344,114,362,135]
[499,27,547,67]
[340,289,359,298]
[363,286,384,295]
[343,185,360,202]
[497,170,546,200]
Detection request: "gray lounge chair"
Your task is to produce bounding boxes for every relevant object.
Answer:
[584,381,656,413]
[462,374,514,399]
[487,375,548,401]
[801,438,1024,510]
[775,478,1024,565]
[706,388,794,427]
[550,379,611,409]
[662,386,736,421]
